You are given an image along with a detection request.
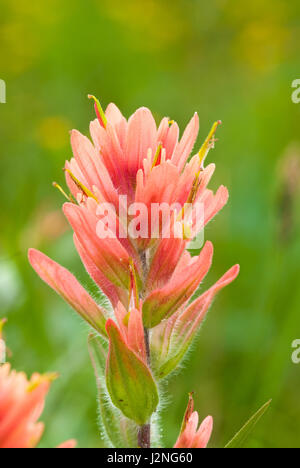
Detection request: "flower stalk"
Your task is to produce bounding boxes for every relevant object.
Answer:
[138,327,152,447]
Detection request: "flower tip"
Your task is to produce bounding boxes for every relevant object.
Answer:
[52,182,72,202]
[62,201,75,219]
[88,94,107,128]
[28,248,38,264]
[27,372,59,393]
[46,371,60,382]
[105,318,116,334]
[198,119,222,167]
[203,415,214,433]
[57,439,77,449]
[204,240,214,254]
[56,439,77,448]
[193,112,199,123]
[206,415,213,424]
[201,415,214,439]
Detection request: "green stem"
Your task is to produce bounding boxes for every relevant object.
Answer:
[138,327,151,448]
[137,251,152,448]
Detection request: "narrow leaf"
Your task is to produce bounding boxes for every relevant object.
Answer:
[106,319,159,425]
[225,400,272,448]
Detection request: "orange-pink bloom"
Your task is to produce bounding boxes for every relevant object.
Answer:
[174,394,213,449]
[0,363,75,448]
[29,101,239,380]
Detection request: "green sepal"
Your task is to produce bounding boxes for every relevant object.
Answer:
[105,319,159,425]
[88,333,138,448]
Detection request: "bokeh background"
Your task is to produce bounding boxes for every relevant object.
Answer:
[1,0,300,448]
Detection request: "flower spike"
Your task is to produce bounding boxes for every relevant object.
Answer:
[28,99,239,449]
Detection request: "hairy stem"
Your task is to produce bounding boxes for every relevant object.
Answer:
[144,327,151,367]
[137,251,152,448]
[138,327,151,448]
[138,423,151,449]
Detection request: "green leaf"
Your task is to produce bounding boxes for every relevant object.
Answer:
[105,319,159,425]
[225,399,272,448]
[88,333,138,448]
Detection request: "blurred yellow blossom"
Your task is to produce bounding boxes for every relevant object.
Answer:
[221,0,291,73]
[100,0,189,51]
[0,0,62,75]
[37,117,72,151]
[233,20,290,73]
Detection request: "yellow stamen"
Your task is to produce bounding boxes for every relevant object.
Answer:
[88,94,107,128]
[168,120,174,126]
[129,258,139,309]
[64,168,99,202]
[27,372,58,392]
[123,311,130,327]
[152,143,163,169]
[182,222,193,240]
[52,182,73,202]
[177,174,200,221]
[187,171,201,205]
[198,120,222,167]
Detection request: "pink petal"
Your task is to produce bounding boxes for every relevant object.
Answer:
[171,113,199,171]
[174,395,213,449]
[0,368,49,448]
[105,102,127,149]
[73,234,128,309]
[146,238,187,291]
[63,203,131,289]
[90,119,130,196]
[193,415,213,448]
[176,264,240,345]
[196,185,229,228]
[57,439,77,448]
[28,249,108,337]
[70,130,117,205]
[157,118,179,160]
[143,241,213,327]
[125,107,157,184]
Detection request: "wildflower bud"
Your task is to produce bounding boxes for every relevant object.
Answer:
[174,394,213,448]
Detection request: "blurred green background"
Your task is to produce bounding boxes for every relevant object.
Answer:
[1,0,300,448]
